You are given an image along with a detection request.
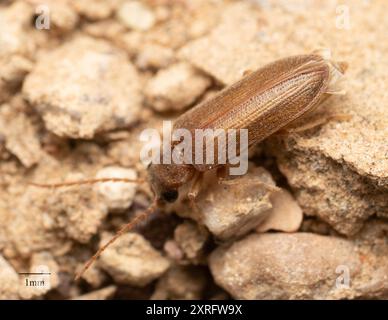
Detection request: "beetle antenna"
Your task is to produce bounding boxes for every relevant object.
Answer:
[75,199,158,281]
[29,177,145,188]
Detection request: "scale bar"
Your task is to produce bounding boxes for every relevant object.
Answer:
[18,272,51,275]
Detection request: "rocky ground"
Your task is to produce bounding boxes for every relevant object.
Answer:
[0,0,387,300]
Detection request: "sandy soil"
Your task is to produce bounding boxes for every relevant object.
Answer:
[0,0,387,300]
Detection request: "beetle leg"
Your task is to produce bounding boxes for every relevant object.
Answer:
[187,172,203,211]
[325,89,346,95]
[216,165,243,185]
[275,113,352,136]
[217,165,249,185]
[288,113,351,133]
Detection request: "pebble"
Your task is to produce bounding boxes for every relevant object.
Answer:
[145,62,211,112]
[70,0,118,20]
[99,232,170,286]
[135,43,175,70]
[173,221,209,264]
[117,1,156,31]
[0,255,19,299]
[0,104,42,168]
[177,167,276,240]
[209,232,388,299]
[256,189,303,233]
[0,2,34,102]
[94,166,138,211]
[23,36,142,139]
[151,266,207,300]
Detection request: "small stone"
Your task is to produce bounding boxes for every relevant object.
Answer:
[41,0,79,32]
[94,166,138,211]
[256,189,303,233]
[116,31,144,57]
[209,233,388,299]
[72,285,117,300]
[83,20,126,40]
[0,255,19,299]
[76,263,107,288]
[178,167,275,240]
[174,221,209,264]
[0,2,34,103]
[164,240,184,261]
[0,1,34,56]
[151,266,207,300]
[179,2,264,85]
[135,43,175,70]
[99,232,170,286]
[268,133,388,235]
[145,62,211,112]
[7,192,66,258]
[49,173,109,244]
[0,104,43,168]
[117,1,156,31]
[8,169,108,257]
[23,36,142,139]
[70,0,118,20]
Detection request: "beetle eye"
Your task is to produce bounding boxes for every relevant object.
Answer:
[161,190,179,203]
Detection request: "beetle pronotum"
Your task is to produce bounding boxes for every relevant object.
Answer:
[31,52,347,279]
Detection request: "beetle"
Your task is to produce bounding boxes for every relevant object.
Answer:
[148,53,347,203]
[31,52,347,279]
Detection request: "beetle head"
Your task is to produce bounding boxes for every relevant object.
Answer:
[147,163,196,204]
